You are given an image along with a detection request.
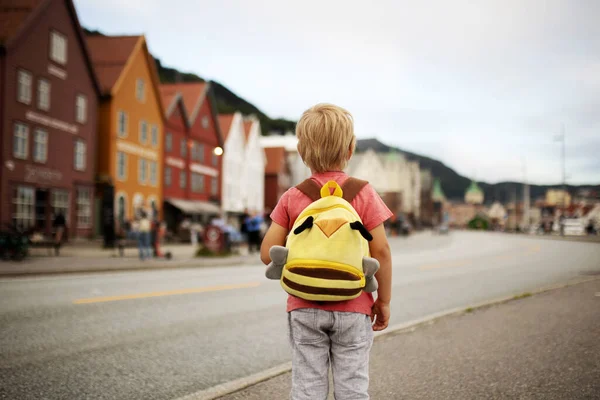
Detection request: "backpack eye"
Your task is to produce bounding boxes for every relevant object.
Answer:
[350,221,373,241]
[293,216,314,235]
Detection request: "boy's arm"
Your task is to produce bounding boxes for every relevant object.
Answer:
[260,222,289,265]
[368,224,392,330]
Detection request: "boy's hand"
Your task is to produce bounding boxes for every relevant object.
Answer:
[370,299,390,331]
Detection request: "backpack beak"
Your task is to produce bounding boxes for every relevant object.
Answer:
[315,218,347,238]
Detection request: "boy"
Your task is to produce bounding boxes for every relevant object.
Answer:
[260,103,393,399]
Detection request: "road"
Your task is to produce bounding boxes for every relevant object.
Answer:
[1,232,599,400]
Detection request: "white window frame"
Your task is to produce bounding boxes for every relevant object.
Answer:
[136,78,145,102]
[50,31,68,65]
[117,110,128,138]
[74,140,87,171]
[116,151,127,181]
[151,124,158,147]
[149,161,157,187]
[13,122,29,160]
[139,120,148,144]
[12,186,35,230]
[33,128,48,163]
[165,167,172,187]
[76,94,87,124]
[139,158,148,184]
[76,187,92,228]
[192,172,204,193]
[165,132,172,152]
[197,143,205,162]
[37,79,51,111]
[180,171,186,189]
[17,70,32,104]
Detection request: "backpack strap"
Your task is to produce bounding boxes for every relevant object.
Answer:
[341,178,369,203]
[295,179,321,202]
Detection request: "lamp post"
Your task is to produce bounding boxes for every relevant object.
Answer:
[554,124,566,235]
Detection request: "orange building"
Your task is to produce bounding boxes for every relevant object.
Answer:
[86,35,164,234]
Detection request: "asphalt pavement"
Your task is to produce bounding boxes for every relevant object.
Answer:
[218,278,600,400]
[0,231,599,399]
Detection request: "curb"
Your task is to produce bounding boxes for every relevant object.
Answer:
[175,275,600,400]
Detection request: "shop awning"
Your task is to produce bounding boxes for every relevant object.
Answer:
[166,198,221,215]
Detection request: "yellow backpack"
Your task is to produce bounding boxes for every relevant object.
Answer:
[265,178,380,301]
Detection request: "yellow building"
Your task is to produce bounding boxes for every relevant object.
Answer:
[87,35,164,228]
[546,189,571,207]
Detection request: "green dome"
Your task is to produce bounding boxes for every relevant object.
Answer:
[466,181,483,195]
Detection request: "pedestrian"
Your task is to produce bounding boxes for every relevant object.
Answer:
[260,103,393,399]
[245,211,263,254]
[52,212,66,243]
[138,211,152,261]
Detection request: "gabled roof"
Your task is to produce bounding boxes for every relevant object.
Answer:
[264,147,286,175]
[86,34,164,118]
[159,85,189,123]
[159,82,208,123]
[86,35,140,94]
[218,114,235,141]
[0,0,101,96]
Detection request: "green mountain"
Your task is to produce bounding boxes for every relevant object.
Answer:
[356,138,599,203]
[153,58,295,135]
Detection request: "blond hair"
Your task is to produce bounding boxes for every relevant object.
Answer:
[296,103,356,173]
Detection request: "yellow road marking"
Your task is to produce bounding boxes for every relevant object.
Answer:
[73,282,261,304]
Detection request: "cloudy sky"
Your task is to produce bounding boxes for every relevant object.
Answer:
[74,0,600,185]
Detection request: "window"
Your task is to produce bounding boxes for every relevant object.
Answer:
[33,129,48,163]
[13,123,29,159]
[76,187,92,228]
[192,173,204,193]
[180,139,187,158]
[37,79,51,110]
[192,142,204,162]
[165,167,172,187]
[139,120,148,144]
[117,110,128,137]
[212,152,218,167]
[50,31,67,65]
[117,151,127,180]
[136,78,145,102]
[12,186,35,230]
[165,132,172,152]
[51,190,69,226]
[76,95,87,123]
[202,116,209,129]
[211,177,218,195]
[149,161,157,186]
[74,140,86,171]
[180,171,186,189]
[139,159,148,184]
[151,124,158,147]
[17,70,32,104]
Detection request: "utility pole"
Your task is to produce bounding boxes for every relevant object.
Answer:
[554,124,567,236]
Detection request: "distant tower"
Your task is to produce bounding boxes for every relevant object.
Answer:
[465,181,484,205]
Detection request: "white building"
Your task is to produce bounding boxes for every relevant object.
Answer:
[346,149,389,193]
[218,113,246,217]
[260,133,311,186]
[242,116,266,214]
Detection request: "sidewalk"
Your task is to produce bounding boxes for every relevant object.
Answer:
[218,278,600,400]
[0,244,262,276]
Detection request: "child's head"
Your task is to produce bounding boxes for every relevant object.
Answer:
[296,103,356,173]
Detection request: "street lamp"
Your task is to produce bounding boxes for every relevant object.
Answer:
[213,147,223,156]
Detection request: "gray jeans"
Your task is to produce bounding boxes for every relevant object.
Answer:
[288,309,374,400]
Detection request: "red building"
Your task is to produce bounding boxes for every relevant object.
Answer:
[0,0,100,239]
[159,82,224,230]
[264,147,291,212]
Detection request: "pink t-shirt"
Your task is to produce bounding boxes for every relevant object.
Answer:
[270,171,393,315]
